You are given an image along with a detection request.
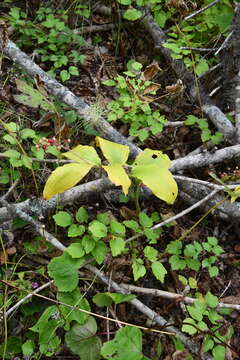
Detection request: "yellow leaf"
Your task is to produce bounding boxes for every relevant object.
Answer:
[96,137,129,165]
[230,185,240,203]
[43,163,92,199]
[102,164,131,195]
[132,149,178,204]
[63,145,101,166]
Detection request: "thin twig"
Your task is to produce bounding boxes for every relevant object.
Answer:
[184,0,220,21]
[120,284,240,311]
[0,179,20,201]
[126,189,219,244]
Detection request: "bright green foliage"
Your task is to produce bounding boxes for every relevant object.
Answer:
[93,292,135,306]
[30,305,64,355]
[7,7,86,80]
[53,211,72,227]
[101,326,149,360]
[0,337,22,359]
[182,292,233,360]
[185,115,223,145]
[65,317,102,360]
[166,237,223,277]
[103,60,167,141]
[58,288,90,329]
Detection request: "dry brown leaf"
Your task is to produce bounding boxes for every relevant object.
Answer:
[142,61,162,81]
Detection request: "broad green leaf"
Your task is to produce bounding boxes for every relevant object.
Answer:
[96,137,129,165]
[63,145,101,166]
[43,163,91,199]
[101,326,144,360]
[123,9,142,21]
[110,220,126,235]
[182,318,198,335]
[132,259,146,281]
[88,220,108,238]
[93,293,135,307]
[48,253,83,291]
[53,211,72,227]
[151,261,167,282]
[144,246,158,262]
[68,224,85,237]
[76,207,89,223]
[131,149,178,204]
[82,235,96,254]
[66,243,85,258]
[65,317,101,360]
[14,79,54,111]
[58,288,90,327]
[110,236,125,256]
[3,134,17,144]
[22,340,35,356]
[205,292,219,308]
[92,241,108,264]
[20,128,36,139]
[3,149,21,158]
[103,164,131,195]
[212,345,225,360]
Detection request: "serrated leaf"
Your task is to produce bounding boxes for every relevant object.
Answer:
[88,220,108,238]
[91,241,108,264]
[123,8,142,21]
[144,246,158,262]
[205,292,219,308]
[43,163,91,199]
[76,207,88,223]
[182,318,198,335]
[66,243,85,258]
[93,293,135,307]
[132,259,146,281]
[48,252,83,292]
[151,261,167,282]
[53,211,72,227]
[131,149,178,204]
[110,236,125,256]
[68,224,85,237]
[58,288,90,327]
[101,326,143,360]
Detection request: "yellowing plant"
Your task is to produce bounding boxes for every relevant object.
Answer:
[43,137,178,204]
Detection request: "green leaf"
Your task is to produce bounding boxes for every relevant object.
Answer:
[53,211,72,227]
[21,154,32,169]
[132,259,146,281]
[0,337,22,358]
[205,292,219,308]
[58,288,90,327]
[3,149,21,158]
[123,8,142,21]
[139,212,153,228]
[68,224,85,237]
[151,261,167,282]
[101,326,144,360]
[3,134,17,144]
[102,79,117,86]
[123,220,140,232]
[14,79,54,111]
[20,128,36,139]
[116,0,131,4]
[43,163,92,199]
[82,235,96,254]
[202,335,214,352]
[144,246,158,262]
[110,237,126,256]
[93,293,135,306]
[182,318,198,335]
[208,266,219,278]
[76,207,89,223]
[68,66,79,76]
[92,241,108,264]
[22,339,35,356]
[89,220,108,238]
[60,70,70,82]
[66,243,85,258]
[48,252,82,291]
[169,255,186,270]
[166,240,182,255]
[212,345,225,360]
[110,220,126,235]
[131,149,178,204]
[65,317,101,360]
